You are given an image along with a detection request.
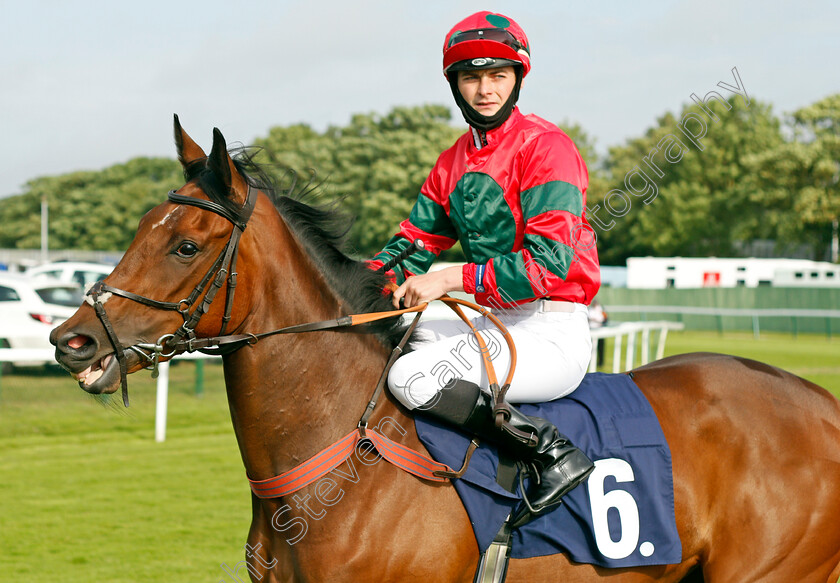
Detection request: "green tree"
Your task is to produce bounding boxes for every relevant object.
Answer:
[0,158,181,251]
[745,94,840,261]
[591,97,784,265]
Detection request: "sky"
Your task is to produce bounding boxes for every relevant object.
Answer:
[1,0,837,199]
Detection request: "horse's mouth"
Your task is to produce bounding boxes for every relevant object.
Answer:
[72,353,120,394]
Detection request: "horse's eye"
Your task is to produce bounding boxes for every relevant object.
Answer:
[175,241,199,258]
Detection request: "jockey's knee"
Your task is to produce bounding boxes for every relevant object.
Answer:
[387,355,445,410]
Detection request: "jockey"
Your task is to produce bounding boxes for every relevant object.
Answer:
[370,11,600,522]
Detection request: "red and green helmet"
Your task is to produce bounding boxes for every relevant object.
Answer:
[442,12,531,79]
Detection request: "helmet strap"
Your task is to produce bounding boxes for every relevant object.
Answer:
[449,66,523,132]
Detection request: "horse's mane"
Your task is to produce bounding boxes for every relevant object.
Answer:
[184,148,408,350]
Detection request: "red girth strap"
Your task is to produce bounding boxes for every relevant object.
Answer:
[248,427,454,499]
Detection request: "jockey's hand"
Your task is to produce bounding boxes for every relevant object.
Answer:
[392,265,464,309]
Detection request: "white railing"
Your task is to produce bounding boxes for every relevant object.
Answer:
[588,321,685,373]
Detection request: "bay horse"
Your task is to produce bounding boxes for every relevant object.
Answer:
[52,118,840,582]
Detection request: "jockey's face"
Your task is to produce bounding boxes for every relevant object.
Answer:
[456,66,517,118]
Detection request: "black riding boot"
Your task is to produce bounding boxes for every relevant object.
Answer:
[417,379,594,525]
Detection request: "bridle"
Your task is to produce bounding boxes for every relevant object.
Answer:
[85,185,257,406]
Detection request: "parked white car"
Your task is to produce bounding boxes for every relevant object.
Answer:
[26,261,114,291]
[0,273,84,370]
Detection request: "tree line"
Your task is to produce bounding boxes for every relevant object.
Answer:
[0,96,837,265]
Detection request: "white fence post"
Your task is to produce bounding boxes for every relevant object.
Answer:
[155,361,170,443]
[655,327,670,361]
[612,333,623,374]
[625,328,637,371]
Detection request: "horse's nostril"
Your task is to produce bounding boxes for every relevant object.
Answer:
[67,335,90,350]
[57,332,96,357]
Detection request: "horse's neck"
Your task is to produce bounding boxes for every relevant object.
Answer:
[221,215,398,480]
[223,333,396,474]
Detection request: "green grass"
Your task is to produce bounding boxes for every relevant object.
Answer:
[1,332,838,581]
[0,363,251,582]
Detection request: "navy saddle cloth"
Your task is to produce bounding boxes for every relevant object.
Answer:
[413,372,681,568]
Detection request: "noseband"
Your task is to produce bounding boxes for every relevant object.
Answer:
[85,186,257,406]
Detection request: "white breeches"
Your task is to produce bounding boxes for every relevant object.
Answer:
[388,301,592,410]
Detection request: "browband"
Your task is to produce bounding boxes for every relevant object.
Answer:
[167,189,251,230]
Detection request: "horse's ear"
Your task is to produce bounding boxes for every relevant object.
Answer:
[173,114,207,168]
[173,114,206,167]
[208,127,248,202]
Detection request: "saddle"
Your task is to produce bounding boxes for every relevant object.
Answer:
[414,371,682,569]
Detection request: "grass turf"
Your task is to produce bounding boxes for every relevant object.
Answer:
[0,363,251,582]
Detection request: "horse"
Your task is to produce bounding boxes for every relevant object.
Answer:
[51,118,840,582]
